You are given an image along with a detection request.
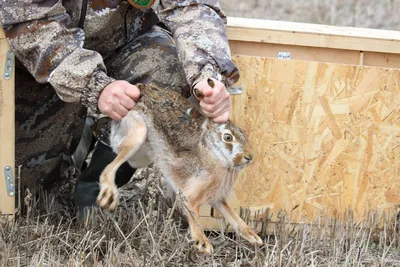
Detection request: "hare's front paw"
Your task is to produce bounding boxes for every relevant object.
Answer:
[240,225,263,246]
[194,234,214,254]
[97,180,119,211]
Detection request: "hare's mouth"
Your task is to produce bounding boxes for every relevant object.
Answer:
[233,154,253,168]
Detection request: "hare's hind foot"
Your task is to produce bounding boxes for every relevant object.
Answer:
[213,200,263,247]
[186,201,214,254]
[194,233,213,254]
[97,178,118,211]
[240,225,263,246]
[97,116,148,212]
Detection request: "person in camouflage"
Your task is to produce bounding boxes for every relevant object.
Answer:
[0,0,240,216]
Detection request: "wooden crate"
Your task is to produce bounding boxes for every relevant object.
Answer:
[0,28,15,220]
[199,17,400,231]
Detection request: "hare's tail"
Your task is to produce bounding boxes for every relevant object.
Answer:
[97,115,147,211]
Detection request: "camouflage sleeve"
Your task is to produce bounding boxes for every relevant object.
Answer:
[0,0,115,112]
[153,0,240,92]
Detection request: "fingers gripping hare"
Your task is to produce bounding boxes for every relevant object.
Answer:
[96,79,263,254]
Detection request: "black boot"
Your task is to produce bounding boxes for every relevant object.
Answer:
[74,141,136,219]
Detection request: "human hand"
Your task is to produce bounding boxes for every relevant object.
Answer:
[193,78,231,123]
[98,80,140,120]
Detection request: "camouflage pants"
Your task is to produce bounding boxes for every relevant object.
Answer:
[16,25,191,194]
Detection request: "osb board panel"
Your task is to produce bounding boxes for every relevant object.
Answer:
[201,55,400,227]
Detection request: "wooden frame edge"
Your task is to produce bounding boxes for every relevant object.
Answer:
[0,28,16,221]
[226,17,400,54]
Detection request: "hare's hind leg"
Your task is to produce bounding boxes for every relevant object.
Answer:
[97,118,147,211]
[212,199,263,246]
[185,200,214,254]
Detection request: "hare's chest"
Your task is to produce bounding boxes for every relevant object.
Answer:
[212,173,236,200]
[184,170,236,204]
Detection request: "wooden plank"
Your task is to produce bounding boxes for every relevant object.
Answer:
[229,40,400,69]
[200,55,400,230]
[363,52,400,69]
[0,31,15,219]
[227,17,400,54]
[229,40,362,66]
[228,17,400,41]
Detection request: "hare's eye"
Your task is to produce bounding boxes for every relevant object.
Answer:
[223,133,233,142]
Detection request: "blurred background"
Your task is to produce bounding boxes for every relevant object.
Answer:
[220,0,400,31]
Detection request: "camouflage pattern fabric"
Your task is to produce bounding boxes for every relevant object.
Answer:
[0,0,240,114]
[15,62,87,193]
[105,26,191,97]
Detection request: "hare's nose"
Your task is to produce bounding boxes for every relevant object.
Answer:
[244,152,253,162]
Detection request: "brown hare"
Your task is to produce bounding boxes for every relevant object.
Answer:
[96,79,263,254]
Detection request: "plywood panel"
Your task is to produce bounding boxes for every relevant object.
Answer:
[0,35,15,219]
[201,55,400,228]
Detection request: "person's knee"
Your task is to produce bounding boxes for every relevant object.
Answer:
[106,26,190,96]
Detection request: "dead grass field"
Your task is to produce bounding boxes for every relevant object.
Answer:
[1,167,400,266]
[1,1,400,266]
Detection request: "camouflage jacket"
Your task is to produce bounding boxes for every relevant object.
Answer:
[0,0,239,112]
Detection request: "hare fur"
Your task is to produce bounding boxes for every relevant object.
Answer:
[96,80,263,254]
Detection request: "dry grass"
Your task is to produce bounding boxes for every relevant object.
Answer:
[0,166,399,267]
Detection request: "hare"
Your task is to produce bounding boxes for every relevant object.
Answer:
[96,79,263,254]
